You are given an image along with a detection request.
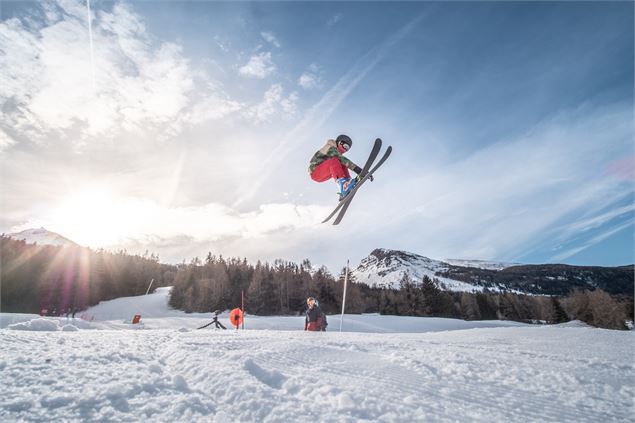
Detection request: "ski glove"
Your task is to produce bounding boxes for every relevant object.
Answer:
[353,166,374,182]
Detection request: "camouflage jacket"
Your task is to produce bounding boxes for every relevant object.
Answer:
[308,139,360,175]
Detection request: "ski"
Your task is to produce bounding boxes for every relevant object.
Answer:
[321,138,382,224]
[332,145,392,225]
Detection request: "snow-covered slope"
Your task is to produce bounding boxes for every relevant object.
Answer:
[1,314,632,422]
[51,287,526,332]
[352,248,493,292]
[2,288,633,422]
[6,227,78,247]
[86,287,181,320]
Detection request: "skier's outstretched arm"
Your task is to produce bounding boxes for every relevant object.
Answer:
[351,163,374,182]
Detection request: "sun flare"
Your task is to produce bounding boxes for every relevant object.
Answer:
[49,187,137,248]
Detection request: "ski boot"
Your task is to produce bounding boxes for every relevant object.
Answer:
[337,177,357,200]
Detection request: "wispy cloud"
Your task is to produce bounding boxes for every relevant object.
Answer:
[0,128,16,152]
[238,51,276,79]
[550,220,633,263]
[214,35,230,52]
[327,13,343,27]
[370,103,634,263]
[246,84,298,123]
[184,95,243,124]
[298,64,322,90]
[0,1,239,146]
[261,31,280,48]
[555,203,635,237]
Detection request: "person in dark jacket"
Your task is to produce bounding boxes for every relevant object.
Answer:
[305,297,327,331]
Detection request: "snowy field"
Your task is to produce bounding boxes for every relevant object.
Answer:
[1,288,633,422]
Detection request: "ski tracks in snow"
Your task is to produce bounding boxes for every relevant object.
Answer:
[1,326,633,422]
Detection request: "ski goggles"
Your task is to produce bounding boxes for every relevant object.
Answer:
[339,142,350,151]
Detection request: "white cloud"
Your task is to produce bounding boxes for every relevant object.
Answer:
[554,203,635,238]
[280,92,299,116]
[239,52,275,79]
[298,64,322,90]
[261,31,280,48]
[247,84,298,123]
[0,128,16,152]
[183,95,243,125]
[0,1,240,146]
[327,13,343,27]
[214,35,229,52]
[299,73,317,89]
[33,193,329,253]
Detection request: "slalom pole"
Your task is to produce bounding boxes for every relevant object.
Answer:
[145,279,154,295]
[339,260,349,332]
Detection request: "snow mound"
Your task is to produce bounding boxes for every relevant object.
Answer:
[553,320,592,328]
[61,324,79,332]
[9,318,60,331]
[244,358,287,389]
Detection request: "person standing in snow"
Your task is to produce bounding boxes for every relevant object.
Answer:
[318,299,328,331]
[305,297,326,332]
[308,135,372,200]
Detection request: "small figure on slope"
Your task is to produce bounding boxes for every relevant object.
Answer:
[305,297,327,332]
[309,134,372,200]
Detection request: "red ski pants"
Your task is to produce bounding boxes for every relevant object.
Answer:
[311,158,350,182]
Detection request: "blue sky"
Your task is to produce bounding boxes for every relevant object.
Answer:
[1,0,633,271]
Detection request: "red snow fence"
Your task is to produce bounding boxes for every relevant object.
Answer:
[229,308,243,329]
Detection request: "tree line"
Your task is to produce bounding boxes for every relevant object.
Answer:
[169,254,633,330]
[0,236,175,314]
[1,237,631,330]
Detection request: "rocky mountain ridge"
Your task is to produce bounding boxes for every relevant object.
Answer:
[352,248,633,296]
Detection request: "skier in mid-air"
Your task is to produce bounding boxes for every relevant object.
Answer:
[309,135,373,200]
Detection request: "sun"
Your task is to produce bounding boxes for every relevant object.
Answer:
[49,187,133,248]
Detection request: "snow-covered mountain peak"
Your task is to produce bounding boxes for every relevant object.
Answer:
[6,227,79,247]
[353,248,456,290]
[352,248,520,293]
[358,248,447,276]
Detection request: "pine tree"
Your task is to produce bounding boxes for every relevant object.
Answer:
[551,296,569,324]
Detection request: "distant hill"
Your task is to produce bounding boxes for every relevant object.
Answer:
[6,227,79,247]
[352,248,634,296]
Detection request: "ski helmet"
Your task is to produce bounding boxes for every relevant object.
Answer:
[336,134,352,150]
